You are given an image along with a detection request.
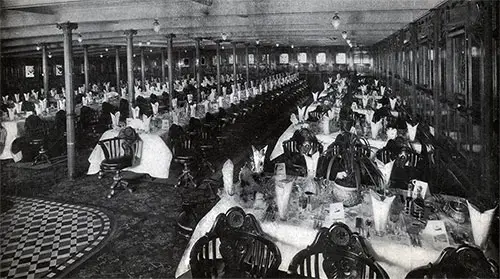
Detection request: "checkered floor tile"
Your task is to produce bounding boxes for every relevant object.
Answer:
[0,196,112,279]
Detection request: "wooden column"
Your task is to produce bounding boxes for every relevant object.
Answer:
[433,10,441,134]
[255,45,260,80]
[83,45,89,93]
[166,34,175,109]
[115,46,120,89]
[410,23,418,116]
[232,42,237,93]
[140,47,145,90]
[56,21,78,180]
[42,44,49,95]
[125,29,137,111]
[160,48,166,83]
[216,40,221,95]
[480,2,494,188]
[245,44,249,85]
[195,38,201,102]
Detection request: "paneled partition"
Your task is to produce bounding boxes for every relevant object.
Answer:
[371,0,499,196]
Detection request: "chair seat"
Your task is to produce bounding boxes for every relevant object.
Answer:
[200,144,214,150]
[100,157,133,171]
[174,155,194,164]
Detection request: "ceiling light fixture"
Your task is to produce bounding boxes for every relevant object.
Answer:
[153,18,160,33]
[133,54,136,57]
[78,34,83,43]
[150,49,153,52]
[100,54,103,58]
[342,31,348,40]
[139,42,143,46]
[221,45,225,49]
[276,43,279,47]
[105,48,109,52]
[331,12,340,29]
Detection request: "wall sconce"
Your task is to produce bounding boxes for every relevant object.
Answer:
[256,39,260,45]
[153,19,160,33]
[48,52,52,58]
[331,12,340,29]
[342,31,348,40]
[221,33,228,40]
[291,45,294,49]
[36,44,41,51]
[276,43,279,47]
[77,34,83,43]
[147,41,151,45]
[100,54,104,58]
[138,42,143,46]
[105,48,109,52]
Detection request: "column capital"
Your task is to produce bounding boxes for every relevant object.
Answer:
[165,33,176,39]
[56,21,78,32]
[124,29,137,37]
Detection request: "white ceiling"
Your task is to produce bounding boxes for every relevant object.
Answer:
[0,0,444,57]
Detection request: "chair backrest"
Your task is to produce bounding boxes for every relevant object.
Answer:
[172,133,195,157]
[405,244,499,279]
[98,136,142,166]
[308,111,324,121]
[283,139,300,155]
[289,222,388,279]
[376,148,394,164]
[190,207,281,278]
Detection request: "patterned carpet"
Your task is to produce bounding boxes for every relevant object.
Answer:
[0,196,113,279]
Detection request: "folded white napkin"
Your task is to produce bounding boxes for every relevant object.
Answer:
[429,126,435,136]
[467,201,497,247]
[311,92,319,102]
[104,82,110,92]
[13,102,22,113]
[33,92,39,100]
[297,106,308,122]
[259,84,263,94]
[14,94,20,103]
[370,119,383,139]
[252,145,268,173]
[323,82,329,91]
[110,112,121,129]
[374,79,379,87]
[361,95,369,108]
[145,83,150,93]
[375,159,395,188]
[370,190,395,232]
[134,85,141,94]
[304,152,320,178]
[209,90,216,102]
[222,86,227,95]
[103,94,109,102]
[171,98,177,110]
[132,106,140,119]
[360,85,368,93]
[389,97,397,110]
[40,99,47,111]
[82,97,89,106]
[7,108,15,120]
[171,111,179,125]
[218,96,224,108]
[2,96,8,103]
[222,159,234,196]
[142,115,151,132]
[337,84,345,94]
[386,127,397,140]
[121,88,127,98]
[290,114,299,125]
[407,122,419,141]
[190,104,197,118]
[61,87,65,94]
[351,102,358,110]
[58,99,66,111]
[380,86,386,95]
[328,77,333,84]
[202,100,209,114]
[34,103,43,115]
[321,116,331,134]
[23,93,30,101]
[264,83,269,93]
[151,102,159,115]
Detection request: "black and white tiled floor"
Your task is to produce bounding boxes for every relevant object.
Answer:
[0,196,112,279]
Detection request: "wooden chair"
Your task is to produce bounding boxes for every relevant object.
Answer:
[405,244,499,279]
[98,127,142,198]
[289,222,389,279]
[190,207,281,278]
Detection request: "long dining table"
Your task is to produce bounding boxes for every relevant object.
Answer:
[174,175,477,279]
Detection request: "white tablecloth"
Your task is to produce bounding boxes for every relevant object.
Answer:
[87,129,172,179]
[0,120,24,161]
[174,192,466,279]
